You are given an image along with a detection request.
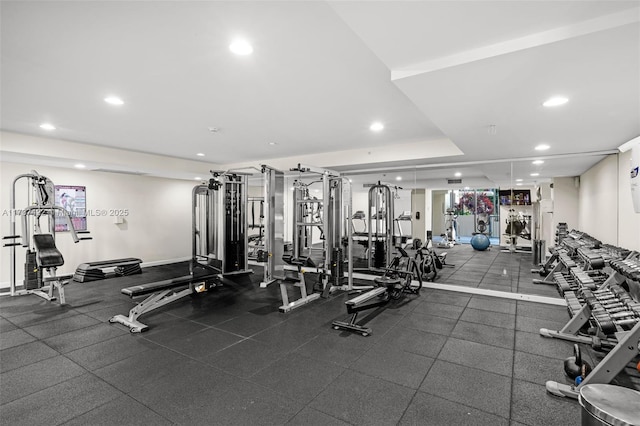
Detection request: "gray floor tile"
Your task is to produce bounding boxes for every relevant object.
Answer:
[7,305,81,328]
[0,373,123,425]
[516,315,566,334]
[400,391,509,425]
[93,345,192,393]
[514,350,572,387]
[0,340,59,373]
[62,394,173,426]
[286,407,351,425]
[375,327,448,359]
[351,344,434,389]
[0,355,86,404]
[43,322,127,353]
[23,314,100,339]
[438,337,513,377]
[510,380,581,425]
[420,360,512,418]
[204,337,289,378]
[0,328,37,350]
[295,331,374,368]
[468,296,517,315]
[451,320,515,350]
[515,330,576,360]
[65,334,159,371]
[517,301,569,323]
[310,369,415,426]
[251,352,345,403]
[0,317,18,332]
[460,307,516,329]
[411,300,465,319]
[403,311,458,336]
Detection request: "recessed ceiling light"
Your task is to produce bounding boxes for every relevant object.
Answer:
[535,144,550,151]
[229,39,253,55]
[268,142,278,146]
[530,173,540,177]
[515,178,523,182]
[74,164,86,169]
[104,96,124,106]
[543,96,568,107]
[196,153,205,157]
[348,179,353,183]
[464,186,470,190]
[40,123,56,130]
[454,172,462,177]
[516,183,523,186]
[396,176,402,181]
[208,127,220,133]
[370,122,384,132]
[194,177,202,180]
[532,160,544,165]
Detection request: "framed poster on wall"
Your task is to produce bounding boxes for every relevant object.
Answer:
[54,185,87,231]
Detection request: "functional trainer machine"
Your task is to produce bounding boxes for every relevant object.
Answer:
[2,170,91,304]
[110,172,251,332]
[367,182,394,270]
[276,164,354,312]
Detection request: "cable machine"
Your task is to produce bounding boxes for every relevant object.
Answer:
[368,182,393,270]
[259,165,286,287]
[192,171,251,274]
[278,164,353,312]
[3,170,91,303]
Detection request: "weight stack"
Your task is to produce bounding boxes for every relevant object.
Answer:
[331,248,343,285]
[24,250,42,290]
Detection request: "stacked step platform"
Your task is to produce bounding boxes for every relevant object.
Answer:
[73,258,142,282]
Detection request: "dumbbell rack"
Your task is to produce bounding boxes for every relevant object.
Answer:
[543,257,640,399]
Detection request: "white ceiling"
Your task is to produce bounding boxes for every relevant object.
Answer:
[1,1,639,189]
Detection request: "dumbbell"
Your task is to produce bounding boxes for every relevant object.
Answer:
[591,307,639,334]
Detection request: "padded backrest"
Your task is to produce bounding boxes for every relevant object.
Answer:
[32,234,64,268]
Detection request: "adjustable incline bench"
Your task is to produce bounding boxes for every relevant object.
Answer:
[110,262,222,332]
[74,258,142,282]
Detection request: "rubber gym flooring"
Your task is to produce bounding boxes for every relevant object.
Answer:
[1,244,638,425]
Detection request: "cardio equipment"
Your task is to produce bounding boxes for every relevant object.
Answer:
[332,246,421,336]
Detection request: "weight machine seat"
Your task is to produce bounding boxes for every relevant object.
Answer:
[32,234,64,268]
[283,256,316,268]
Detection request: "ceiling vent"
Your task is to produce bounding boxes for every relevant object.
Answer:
[93,168,148,176]
[447,178,463,184]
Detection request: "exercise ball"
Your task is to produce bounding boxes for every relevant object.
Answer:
[470,234,490,251]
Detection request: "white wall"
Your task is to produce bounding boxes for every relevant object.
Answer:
[578,152,640,251]
[1,162,194,287]
[578,155,619,244]
[617,151,640,251]
[552,176,580,236]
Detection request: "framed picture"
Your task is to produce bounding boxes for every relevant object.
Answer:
[54,185,87,231]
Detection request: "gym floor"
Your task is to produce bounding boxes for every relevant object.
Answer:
[1,244,637,425]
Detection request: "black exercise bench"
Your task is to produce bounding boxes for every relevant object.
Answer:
[73,258,142,282]
[109,263,221,333]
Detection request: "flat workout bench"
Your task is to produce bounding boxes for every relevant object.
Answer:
[73,258,142,282]
[110,265,221,333]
